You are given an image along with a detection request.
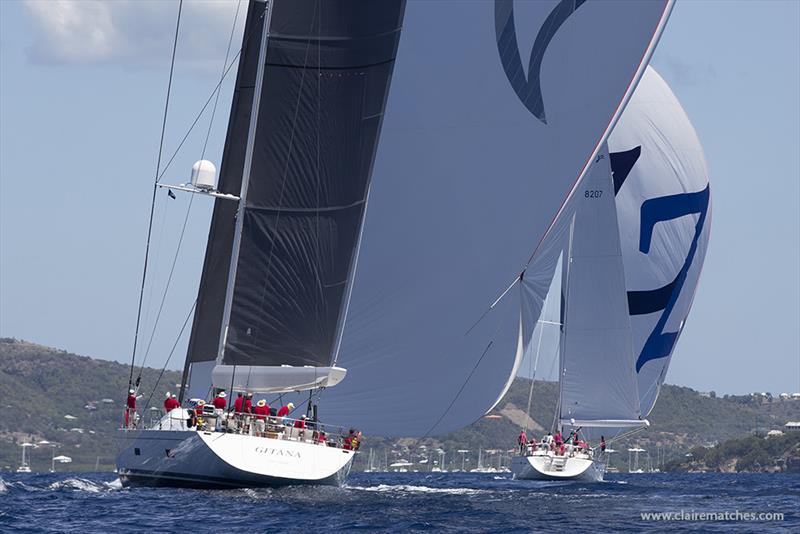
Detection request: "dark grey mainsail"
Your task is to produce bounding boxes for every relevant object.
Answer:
[182,0,405,390]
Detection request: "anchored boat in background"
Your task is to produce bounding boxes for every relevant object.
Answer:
[117,0,675,488]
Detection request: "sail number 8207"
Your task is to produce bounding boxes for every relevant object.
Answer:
[584,190,603,198]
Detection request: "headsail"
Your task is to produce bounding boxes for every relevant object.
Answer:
[181,0,405,396]
[610,66,711,416]
[557,145,643,428]
[317,0,673,436]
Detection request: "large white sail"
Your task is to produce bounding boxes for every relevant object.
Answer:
[317,0,673,436]
[610,66,711,416]
[557,144,643,428]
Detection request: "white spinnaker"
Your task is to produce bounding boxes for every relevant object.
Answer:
[610,66,711,416]
[316,0,672,437]
[558,144,642,427]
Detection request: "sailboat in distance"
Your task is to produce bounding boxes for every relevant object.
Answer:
[512,66,711,481]
[117,0,673,488]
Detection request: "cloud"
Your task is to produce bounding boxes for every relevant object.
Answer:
[653,54,718,87]
[23,0,244,69]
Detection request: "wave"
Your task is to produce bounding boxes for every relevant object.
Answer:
[0,477,7,493]
[348,484,489,495]
[47,477,107,493]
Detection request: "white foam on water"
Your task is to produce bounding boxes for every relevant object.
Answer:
[105,478,123,490]
[348,484,488,496]
[47,477,104,493]
[0,477,7,493]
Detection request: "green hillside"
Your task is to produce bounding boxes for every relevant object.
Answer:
[0,338,180,471]
[1,338,798,473]
[665,432,800,473]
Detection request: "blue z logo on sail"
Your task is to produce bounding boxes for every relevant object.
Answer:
[627,186,710,372]
[611,148,710,373]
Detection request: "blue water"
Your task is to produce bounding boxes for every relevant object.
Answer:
[1,472,798,533]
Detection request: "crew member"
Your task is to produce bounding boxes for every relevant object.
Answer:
[253,399,269,436]
[277,402,294,424]
[213,391,227,410]
[125,388,141,428]
[244,392,254,414]
[600,436,606,452]
[554,430,563,455]
[517,429,527,454]
[233,392,245,414]
[343,428,355,450]
[163,392,178,413]
[294,414,307,429]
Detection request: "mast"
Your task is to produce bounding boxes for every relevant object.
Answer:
[555,216,576,433]
[217,0,273,365]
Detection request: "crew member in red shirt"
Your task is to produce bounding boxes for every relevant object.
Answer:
[125,389,141,427]
[233,392,245,413]
[244,392,254,414]
[253,399,269,436]
[343,428,355,450]
[293,415,307,429]
[163,392,181,413]
[213,391,227,410]
[277,402,294,418]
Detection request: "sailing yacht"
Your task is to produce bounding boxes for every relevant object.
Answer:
[117,0,674,488]
[512,143,646,482]
[512,66,711,481]
[117,0,405,488]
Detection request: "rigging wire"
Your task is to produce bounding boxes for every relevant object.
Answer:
[420,317,506,439]
[136,0,243,383]
[140,300,197,414]
[154,0,267,185]
[127,0,183,392]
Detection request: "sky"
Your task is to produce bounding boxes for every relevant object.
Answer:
[1,0,798,396]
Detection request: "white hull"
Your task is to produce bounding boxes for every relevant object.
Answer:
[117,428,354,488]
[511,452,604,482]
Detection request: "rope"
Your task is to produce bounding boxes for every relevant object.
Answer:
[141,299,196,415]
[155,4,267,184]
[127,0,183,392]
[421,318,505,439]
[135,0,242,382]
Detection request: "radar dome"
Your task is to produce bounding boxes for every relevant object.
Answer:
[190,160,217,191]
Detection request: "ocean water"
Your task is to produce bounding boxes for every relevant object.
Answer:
[0,472,798,533]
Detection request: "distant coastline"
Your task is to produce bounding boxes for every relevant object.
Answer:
[2,337,799,473]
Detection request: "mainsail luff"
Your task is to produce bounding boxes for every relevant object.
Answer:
[181,1,272,399]
[220,0,405,370]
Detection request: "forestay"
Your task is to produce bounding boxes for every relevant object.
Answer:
[610,66,711,416]
[318,0,673,436]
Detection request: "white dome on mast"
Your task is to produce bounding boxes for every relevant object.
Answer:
[190,160,217,191]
